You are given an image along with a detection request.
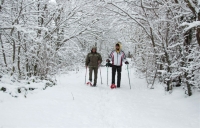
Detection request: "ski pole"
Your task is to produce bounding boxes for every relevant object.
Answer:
[107,66,108,86]
[127,65,131,89]
[99,65,103,84]
[85,67,87,84]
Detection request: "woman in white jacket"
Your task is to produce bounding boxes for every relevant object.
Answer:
[106,42,129,88]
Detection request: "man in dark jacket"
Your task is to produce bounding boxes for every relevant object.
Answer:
[85,46,102,86]
[106,42,129,88]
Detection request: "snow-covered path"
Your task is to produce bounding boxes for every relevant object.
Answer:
[0,66,199,128]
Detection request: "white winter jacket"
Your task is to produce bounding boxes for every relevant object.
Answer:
[109,50,127,66]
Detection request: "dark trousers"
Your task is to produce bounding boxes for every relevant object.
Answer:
[89,67,98,84]
[112,65,122,87]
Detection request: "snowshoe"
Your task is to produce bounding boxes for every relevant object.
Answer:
[110,84,116,89]
[86,82,92,86]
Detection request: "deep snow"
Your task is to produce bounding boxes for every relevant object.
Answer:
[0,66,199,128]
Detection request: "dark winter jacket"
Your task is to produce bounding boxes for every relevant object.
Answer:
[85,51,102,68]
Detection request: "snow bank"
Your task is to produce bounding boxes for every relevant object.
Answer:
[0,75,56,98]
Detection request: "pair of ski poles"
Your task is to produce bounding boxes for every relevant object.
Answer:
[106,65,131,89]
[85,65,103,84]
[85,65,131,89]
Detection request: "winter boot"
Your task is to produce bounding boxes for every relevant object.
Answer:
[92,83,96,87]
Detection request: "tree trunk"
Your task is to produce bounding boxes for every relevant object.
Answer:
[10,28,16,75]
[196,12,200,46]
[0,0,4,12]
[185,72,192,96]
[17,31,21,76]
[184,0,199,46]
[17,46,21,76]
[183,28,193,96]
[0,33,7,67]
[164,12,172,91]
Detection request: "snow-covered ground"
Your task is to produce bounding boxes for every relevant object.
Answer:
[0,66,199,128]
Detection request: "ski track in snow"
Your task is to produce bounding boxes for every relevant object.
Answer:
[0,66,199,128]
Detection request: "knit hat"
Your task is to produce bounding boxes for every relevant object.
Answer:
[92,46,97,50]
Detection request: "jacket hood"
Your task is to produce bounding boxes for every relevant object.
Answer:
[116,42,122,52]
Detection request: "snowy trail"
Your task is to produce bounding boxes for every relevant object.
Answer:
[0,66,199,128]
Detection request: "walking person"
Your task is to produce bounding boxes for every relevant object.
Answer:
[106,42,129,88]
[85,46,102,87]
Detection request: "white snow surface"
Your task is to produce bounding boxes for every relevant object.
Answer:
[0,66,199,128]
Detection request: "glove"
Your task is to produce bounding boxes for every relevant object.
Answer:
[106,62,109,67]
[98,60,101,64]
[106,59,110,62]
[125,61,129,64]
[106,62,112,67]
